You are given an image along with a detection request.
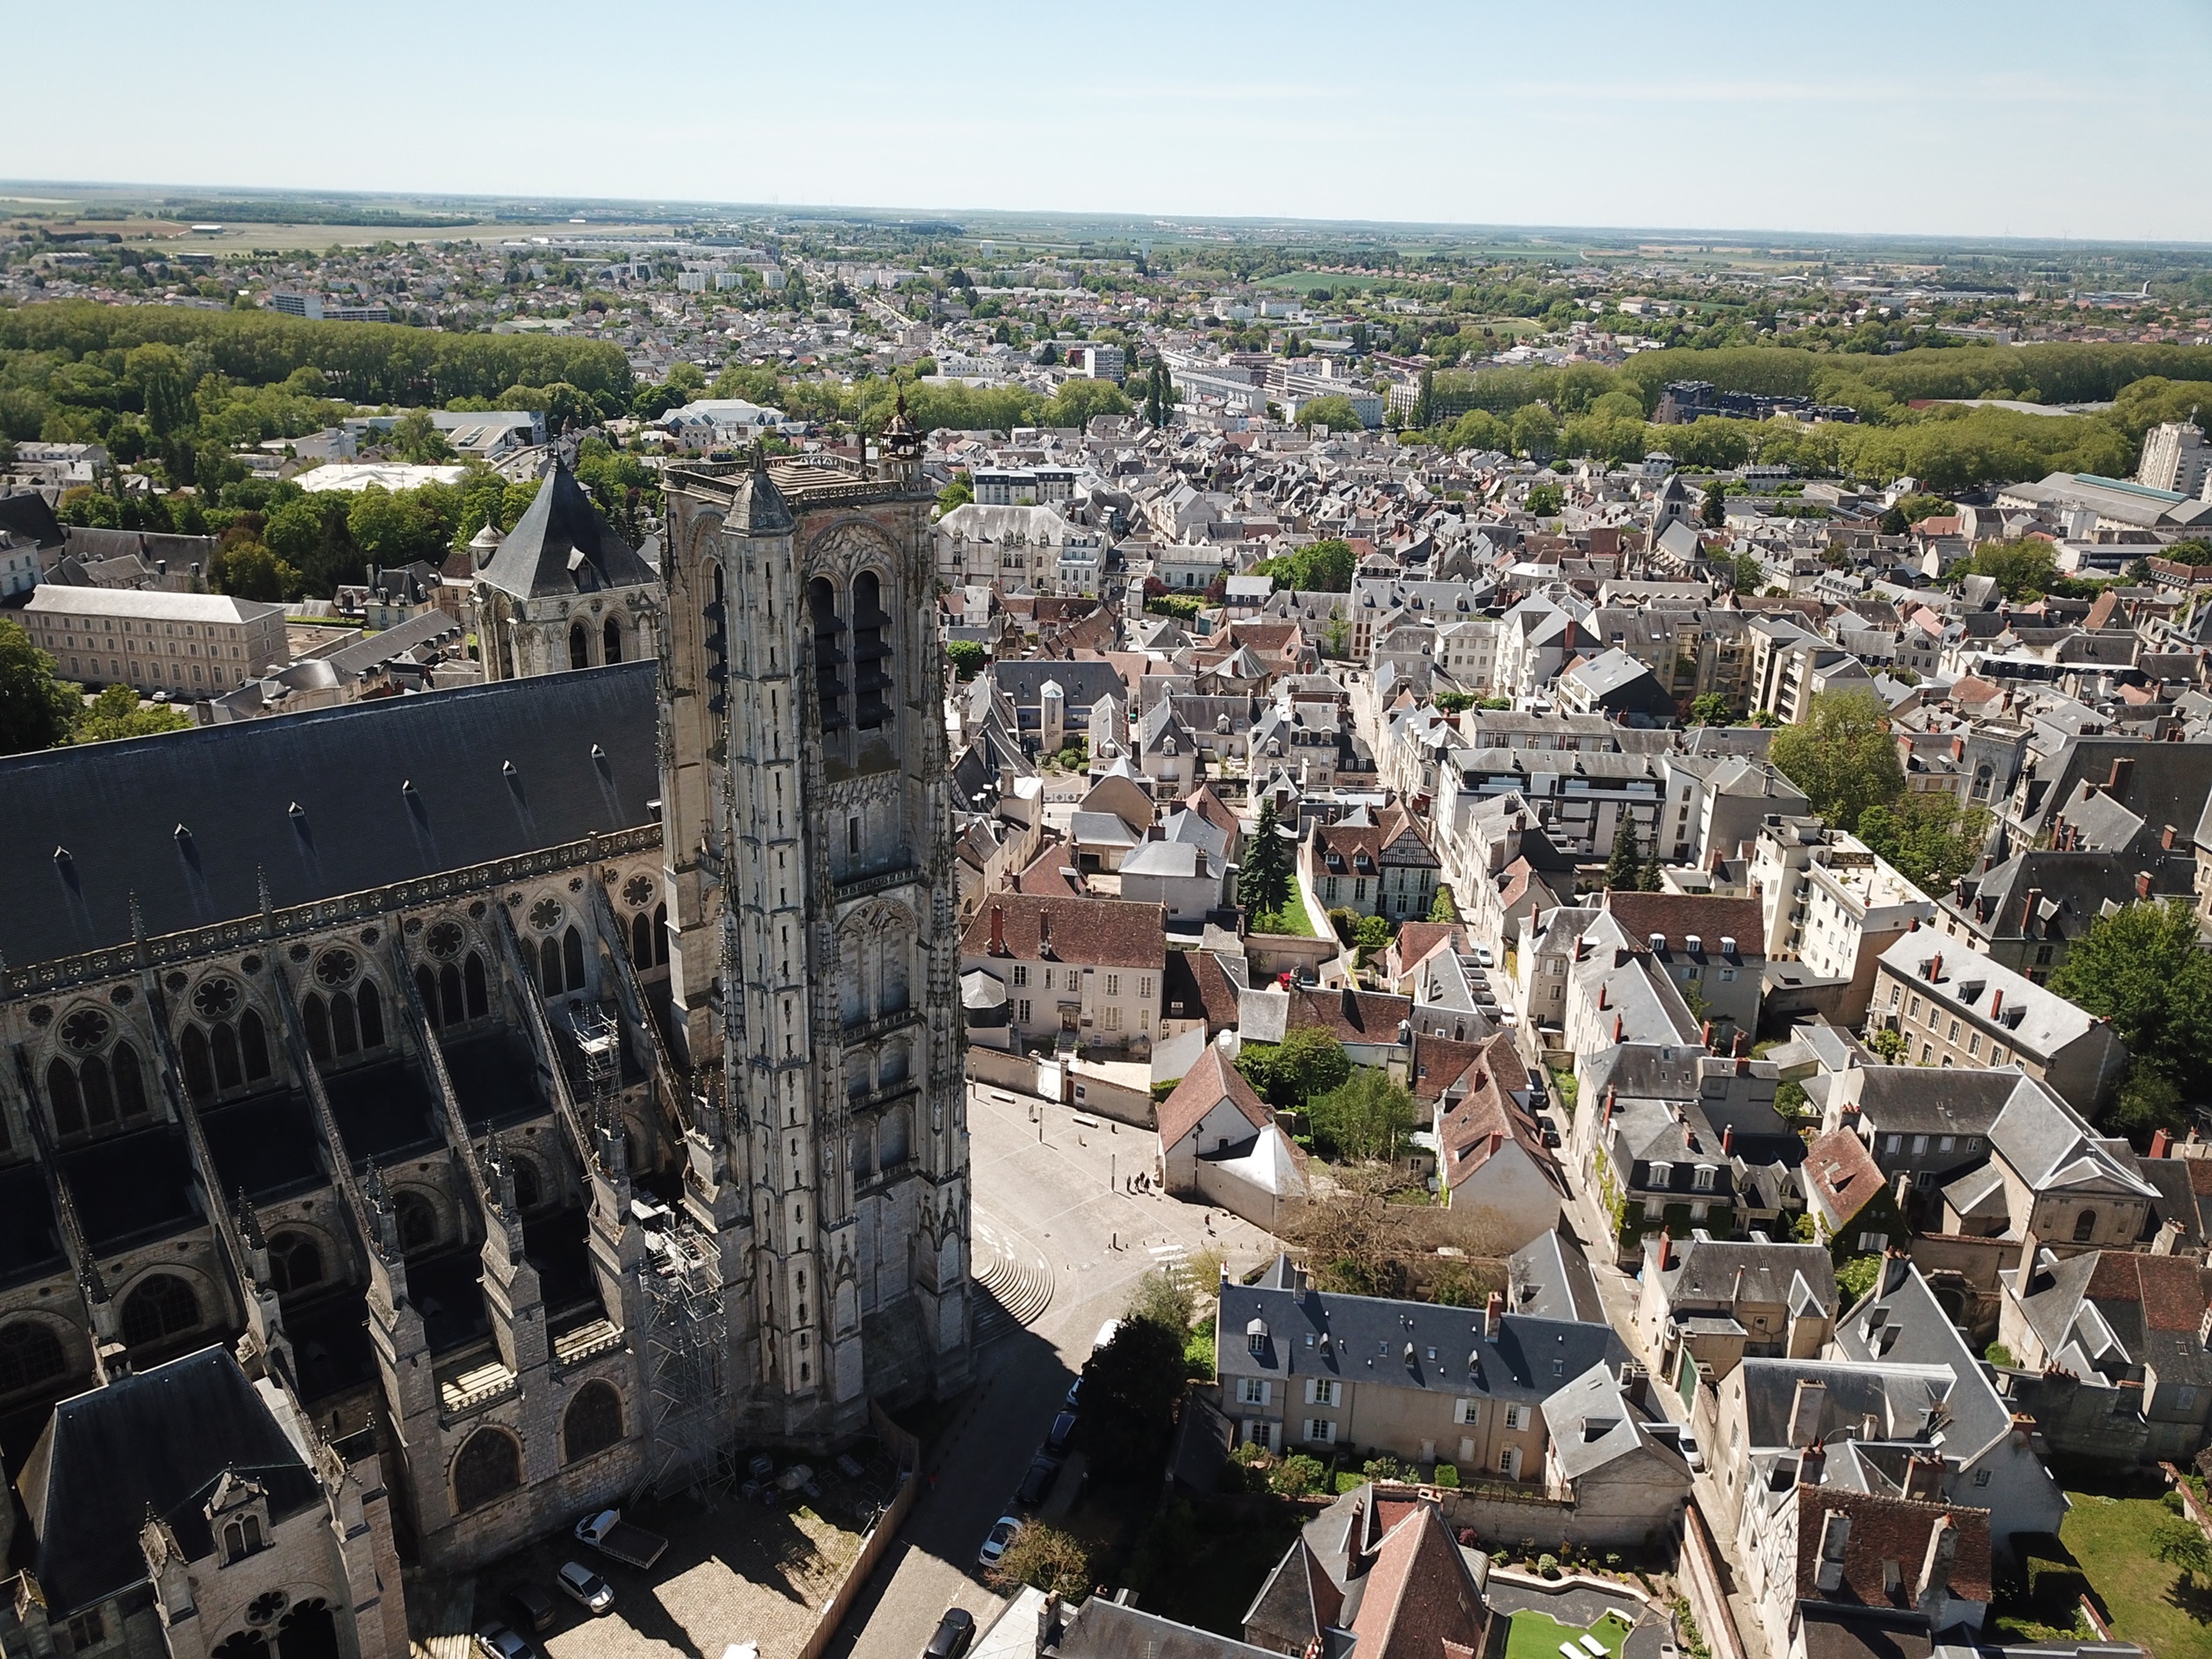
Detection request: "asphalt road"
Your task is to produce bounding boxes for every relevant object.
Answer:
[825,1083,1278,1659]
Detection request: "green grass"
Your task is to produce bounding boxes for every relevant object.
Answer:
[1256,271,1389,294]
[1252,877,1319,938]
[1505,1609,1633,1659]
[2062,1487,2212,1658]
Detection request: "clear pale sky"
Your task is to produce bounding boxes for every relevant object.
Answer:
[10,0,2209,243]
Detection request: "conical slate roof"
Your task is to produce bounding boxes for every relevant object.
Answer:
[478,463,657,599]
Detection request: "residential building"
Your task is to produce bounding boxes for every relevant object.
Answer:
[1242,1484,1493,1659]
[1300,806,1440,922]
[1819,1065,2014,1229]
[1936,1074,2158,1248]
[1755,822,1935,1027]
[2137,421,2212,499]
[958,894,1167,1055]
[1155,1043,1305,1229]
[1801,1128,1909,1262]
[1868,931,2127,1113]
[1419,1033,1564,1250]
[20,585,289,697]
[1634,1233,1835,1385]
[1597,891,1765,1045]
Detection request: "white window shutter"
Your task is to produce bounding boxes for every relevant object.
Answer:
[1304,1376,1318,1405]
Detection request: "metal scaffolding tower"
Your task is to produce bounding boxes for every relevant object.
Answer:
[638,1216,728,1497]
[572,1007,621,1131]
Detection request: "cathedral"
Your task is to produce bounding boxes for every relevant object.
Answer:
[0,428,971,1658]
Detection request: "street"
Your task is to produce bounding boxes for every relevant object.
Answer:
[826,1083,1276,1659]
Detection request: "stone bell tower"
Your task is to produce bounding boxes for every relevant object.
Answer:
[657,408,973,1440]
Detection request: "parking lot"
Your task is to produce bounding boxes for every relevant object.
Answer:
[410,1446,901,1659]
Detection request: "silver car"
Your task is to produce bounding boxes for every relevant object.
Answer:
[978,1515,1021,1569]
[557,1560,615,1614]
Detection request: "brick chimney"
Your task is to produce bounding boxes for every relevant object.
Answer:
[2022,888,2042,936]
[1612,1012,1624,1041]
[2164,823,2180,851]
[1795,1440,1827,1488]
[2136,871,2155,900]
[1038,908,1052,953]
[1723,1124,1734,1154]
[2107,756,2136,801]
[990,903,1006,955]
[1195,847,1209,878]
[1483,1289,1505,1339]
[2152,1127,2173,1160]
[1917,1513,1958,1611]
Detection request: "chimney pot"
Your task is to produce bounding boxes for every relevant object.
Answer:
[2137,870,2154,900]
[990,903,1006,955]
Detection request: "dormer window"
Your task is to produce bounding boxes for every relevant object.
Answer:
[1648,1160,1673,1189]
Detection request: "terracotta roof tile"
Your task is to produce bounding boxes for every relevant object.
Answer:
[960,893,1166,970]
[1791,1487,1992,1606]
[1156,1044,1274,1151]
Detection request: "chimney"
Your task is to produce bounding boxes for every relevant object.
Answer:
[2107,756,2135,801]
[1903,1452,1945,1503]
[1341,985,1359,1023]
[2165,823,2180,851]
[1796,1441,1827,1488]
[1195,847,1208,877]
[1599,985,1610,1010]
[1483,1289,1505,1339]
[1917,1513,1958,1610]
[2136,871,2154,901]
[1604,1085,1618,1126]
[1038,909,1052,952]
[1789,1377,1828,1447]
[2022,888,2042,936]
[1723,1124,1734,1154]
[1620,1361,1652,1411]
[2152,1127,2173,1160]
[989,903,1006,955]
[2153,1217,2185,1256]
[1990,988,2002,1020]
[1612,1012,1624,1042]
[1701,1020,1714,1049]
[1732,1029,1749,1058]
[1038,1591,1063,1655]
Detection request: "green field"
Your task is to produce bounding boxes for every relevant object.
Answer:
[1504,1608,1634,1659]
[2062,1487,2212,1659]
[1257,271,1390,293]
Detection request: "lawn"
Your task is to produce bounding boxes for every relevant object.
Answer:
[2062,1486,2212,1659]
[1252,876,1319,938]
[1504,1609,1633,1659]
[1256,271,1388,294]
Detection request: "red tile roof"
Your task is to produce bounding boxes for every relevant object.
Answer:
[1806,1129,1886,1229]
[1350,1505,1490,1659]
[1287,985,1412,1044]
[959,894,1167,970]
[1791,1487,1992,1605]
[2084,1251,2212,1333]
[1600,892,1764,952]
[1156,1044,1274,1152]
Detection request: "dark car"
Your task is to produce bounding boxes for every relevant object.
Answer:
[923,1606,977,1659]
[1045,1411,1078,1454]
[1016,1454,1061,1509]
[472,1625,534,1659]
[1064,1376,1083,1411]
[504,1585,557,1634]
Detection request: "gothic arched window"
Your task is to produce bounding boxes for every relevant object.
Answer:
[181,1023,217,1101]
[395,1193,440,1256]
[569,621,590,671]
[539,937,563,996]
[304,995,331,1062]
[652,905,669,966]
[810,577,847,731]
[603,615,624,664]
[562,926,585,994]
[269,1232,323,1296]
[212,1022,243,1091]
[563,1380,624,1463]
[79,1054,116,1129]
[329,990,359,1057]
[356,980,384,1049]
[879,1104,911,1169]
[631,910,652,969]
[852,570,892,729]
[0,1321,66,1395]
[416,966,441,1029]
[111,1043,148,1120]
[452,1426,521,1512]
[121,1274,199,1347]
[440,964,464,1026]
[465,952,489,1018]
[45,1059,83,1138]
[241,1010,270,1081]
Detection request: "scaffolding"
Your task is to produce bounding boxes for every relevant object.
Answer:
[571,1008,622,1133]
[638,1215,729,1498]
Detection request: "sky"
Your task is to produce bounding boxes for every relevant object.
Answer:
[9,0,2212,244]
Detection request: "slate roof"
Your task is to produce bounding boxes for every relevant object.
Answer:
[1651,1236,1835,1318]
[1986,1075,2157,1201]
[1508,1232,1605,1323]
[1051,1597,1282,1659]
[1542,1361,1692,1484]
[1837,1067,2015,1138]
[18,1345,323,1614]
[0,489,67,550]
[478,463,656,599]
[0,663,658,968]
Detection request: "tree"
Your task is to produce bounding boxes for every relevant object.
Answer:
[2152,1517,2212,1589]
[1297,395,1366,434]
[1688,693,1733,727]
[1964,539,2058,601]
[1853,795,1990,892]
[1307,1067,1419,1163]
[1353,915,1393,962]
[1237,1024,1352,1110]
[215,541,301,603]
[1836,1254,1882,1303]
[0,617,82,754]
[1525,484,1564,518]
[988,1522,1092,1597]
[1768,689,1904,833]
[1700,483,1727,528]
[1045,377,1134,429]
[1429,886,1459,923]
[2049,898,2212,1131]
[1080,1317,1188,1483]
[1239,796,1294,916]
[75,683,190,743]
[1605,815,1645,891]
[937,470,973,514]
[386,408,452,463]
[1412,368,1436,429]
[944,640,985,682]
[1125,1267,1196,1334]
[1729,551,1766,594]
[1510,402,1558,459]
[1878,504,1910,536]
[1270,1454,1325,1497]
[1867,1027,1908,1063]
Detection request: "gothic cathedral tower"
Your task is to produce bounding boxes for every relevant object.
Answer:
[658,413,972,1439]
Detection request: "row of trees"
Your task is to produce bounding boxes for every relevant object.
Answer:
[1767,690,1991,891]
[0,620,191,754]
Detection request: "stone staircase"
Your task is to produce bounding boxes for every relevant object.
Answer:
[973,1216,1054,1346]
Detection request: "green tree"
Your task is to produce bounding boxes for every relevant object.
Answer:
[944,640,986,681]
[1688,693,1733,727]
[1270,1454,1325,1497]
[1239,796,1294,916]
[1867,1027,1907,1063]
[1525,484,1564,517]
[2152,1518,2212,1590]
[1700,483,1727,528]
[2049,898,2212,1132]
[1237,1024,1353,1110]
[1836,1254,1882,1303]
[937,469,973,514]
[0,617,83,753]
[1297,395,1367,433]
[1729,551,1766,594]
[1768,689,1903,833]
[1080,1317,1188,1484]
[1853,795,1990,892]
[1126,1267,1196,1333]
[214,541,301,603]
[75,683,190,743]
[1878,504,1910,536]
[1605,815,1645,890]
[988,1522,1091,1597]
[1964,539,2058,601]
[1429,886,1459,923]
[1307,1067,1419,1163]
[1044,377,1133,429]
[1510,401,1558,458]
[386,408,452,463]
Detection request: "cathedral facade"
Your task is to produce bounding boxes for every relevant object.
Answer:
[0,452,969,1658]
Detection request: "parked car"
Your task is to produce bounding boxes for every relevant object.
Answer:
[923,1607,977,1659]
[557,1561,615,1615]
[978,1514,1022,1569]
[473,1624,534,1659]
[1016,1454,1061,1509]
[1045,1411,1078,1454]
[1678,1433,1703,1473]
[1063,1376,1083,1411]
[504,1586,556,1634]
[1091,1319,1121,1355]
